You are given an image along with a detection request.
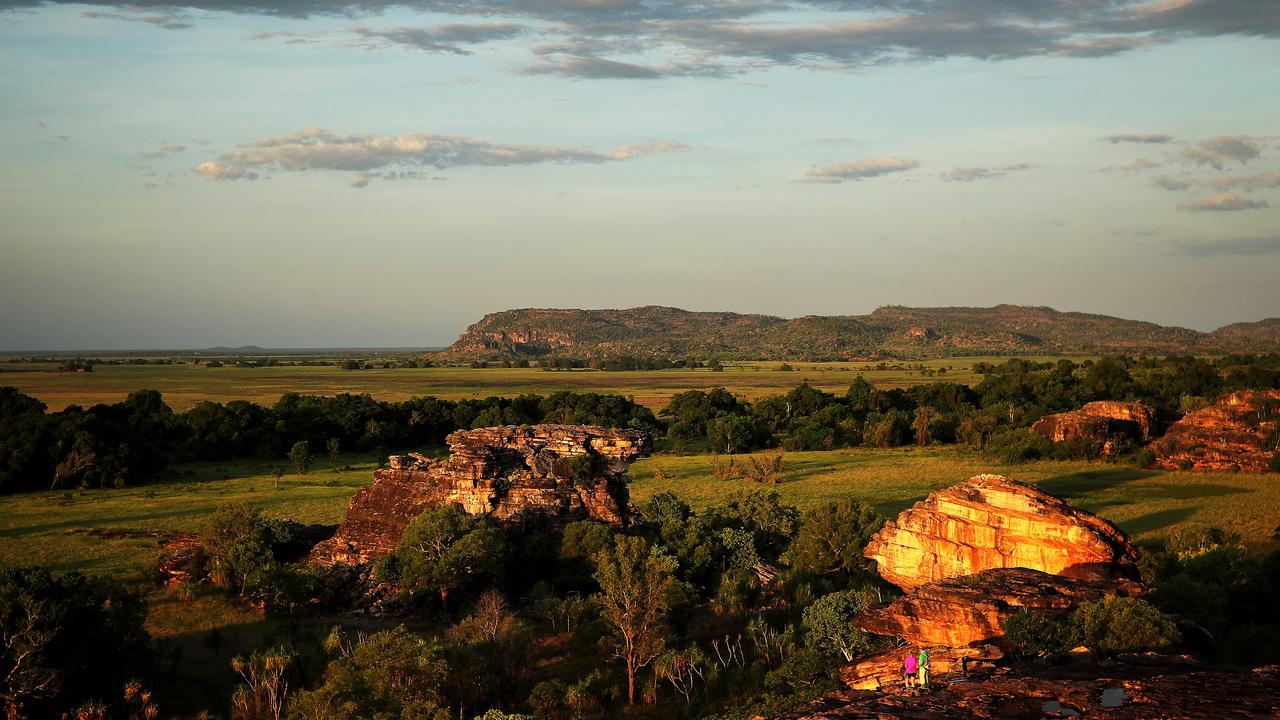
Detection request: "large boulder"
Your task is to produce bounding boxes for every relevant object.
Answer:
[1030,401,1163,455]
[863,474,1139,591]
[1151,389,1280,472]
[852,567,1145,647]
[309,424,651,566]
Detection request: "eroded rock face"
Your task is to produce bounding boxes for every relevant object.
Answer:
[1031,401,1163,455]
[863,474,1139,591]
[309,424,651,566]
[853,568,1144,647]
[1151,389,1280,472]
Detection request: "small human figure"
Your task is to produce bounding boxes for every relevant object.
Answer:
[903,650,918,691]
[917,647,931,689]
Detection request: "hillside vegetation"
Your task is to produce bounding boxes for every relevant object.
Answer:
[446,304,1280,360]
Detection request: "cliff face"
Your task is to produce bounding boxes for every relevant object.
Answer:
[862,475,1139,592]
[1030,400,1166,455]
[1151,389,1280,472]
[309,424,651,566]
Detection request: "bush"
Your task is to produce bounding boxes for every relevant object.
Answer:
[1269,452,1280,473]
[1132,447,1156,468]
[1165,525,1240,556]
[1071,596,1180,655]
[205,501,290,595]
[1002,609,1078,658]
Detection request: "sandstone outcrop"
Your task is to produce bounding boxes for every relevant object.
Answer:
[1031,401,1164,455]
[863,475,1139,591]
[852,568,1144,647]
[309,424,651,566]
[1151,389,1280,472]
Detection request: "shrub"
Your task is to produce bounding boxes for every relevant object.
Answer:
[1071,596,1180,655]
[1165,525,1240,556]
[1132,447,1156,468]
[1269,452,1280,473]
[1002,609,1078,658]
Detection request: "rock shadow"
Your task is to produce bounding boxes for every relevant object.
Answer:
[1036,468,1156,499]
[1116,507,1198,536]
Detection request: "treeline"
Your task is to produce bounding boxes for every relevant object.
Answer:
[0,389,659,493]
[4,353,1279,494]
[663,354,1280,461]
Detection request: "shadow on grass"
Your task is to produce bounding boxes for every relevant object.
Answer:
[1036,468,1157,498]
[1116,507,1199,536]
[872,496,928,520]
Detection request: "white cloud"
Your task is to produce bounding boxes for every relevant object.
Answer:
[1177,192,1269,212]
[196,128,685,184]
[802,156,919,184]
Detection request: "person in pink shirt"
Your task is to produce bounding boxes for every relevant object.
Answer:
[903,651,918,690]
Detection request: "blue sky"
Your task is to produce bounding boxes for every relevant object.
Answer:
[1,0,1278,350]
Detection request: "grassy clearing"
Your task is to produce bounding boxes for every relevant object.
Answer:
[629,447,1280,547]
[0,356,1078,412]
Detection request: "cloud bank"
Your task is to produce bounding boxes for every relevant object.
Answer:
[1177,191,1270,212]
[195,128,685,184]
[939,163,1033,182]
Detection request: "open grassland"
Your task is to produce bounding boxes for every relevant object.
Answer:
[0,356,1082,412]
[1,447,1274,589]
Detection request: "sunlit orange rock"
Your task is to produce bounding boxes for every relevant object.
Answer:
[1151,389,1280,472]
[863,475,1139,591]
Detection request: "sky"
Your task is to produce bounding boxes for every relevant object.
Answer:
[1,0,1278,350]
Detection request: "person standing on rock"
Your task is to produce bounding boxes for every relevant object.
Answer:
[918,647,931,689]
[903,650,918,691]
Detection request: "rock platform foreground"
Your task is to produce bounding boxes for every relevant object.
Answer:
[309,424,650,566]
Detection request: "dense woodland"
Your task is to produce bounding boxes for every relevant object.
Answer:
[4,354,1280,494]
[2,354,1280,719]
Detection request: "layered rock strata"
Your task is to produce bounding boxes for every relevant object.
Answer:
[309,424,651,566]
[1151,389,1280,472]
[1031,401,1164,455]
[840,644,1004,691]
[853,567,1144,647]
[862,474,1139,591]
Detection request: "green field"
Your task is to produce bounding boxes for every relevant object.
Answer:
[0,356,1064,412]
[3,447,1275,587]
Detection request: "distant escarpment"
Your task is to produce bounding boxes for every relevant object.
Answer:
[442,305,1280,360]
[309,424,651,566]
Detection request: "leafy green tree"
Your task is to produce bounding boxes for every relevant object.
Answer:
[1071,596,1180,655]
[389,505,505,611]
[708,490,800,562]
[289,441,312,475]
[1002,609,1079,658]
[707,413,770,454]
[205,502,288,595]
[801,590,877,661]
[327,437,341,470]
[289,627,450,720]
[593,536,675,705]
[787,500,883,588]
[0,567,148,720]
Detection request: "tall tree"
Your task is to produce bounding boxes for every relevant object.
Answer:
[593,536,674,705]
[391,505,504,612]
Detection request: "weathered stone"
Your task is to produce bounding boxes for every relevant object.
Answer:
[841,644,1004,691]
[1151,389,1280,472]
[309,424,651,566]
[863,475,1139,592]
[775,659,1280,719]
[853,568,1145,647]
[1031,401,1163,455]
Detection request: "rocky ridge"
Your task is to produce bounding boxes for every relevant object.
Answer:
[1151,389,1280,472]
[309,424,651,566]
[1030,400,1167,456]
